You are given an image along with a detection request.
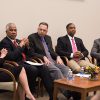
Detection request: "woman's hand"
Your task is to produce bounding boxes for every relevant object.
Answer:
[0,48,8,58]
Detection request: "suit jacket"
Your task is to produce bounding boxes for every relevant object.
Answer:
[56,35,88,60]
[0,37,40,90]
[91,38,100,66]
[0,58,5,67]
[28,32,58,60]
[0,37,34,62]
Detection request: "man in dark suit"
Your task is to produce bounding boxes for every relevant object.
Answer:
[0,23,53,100]
[56,23,95,72]
[28,22,82,100]
[28,22,69,81]
[91,38,100,66]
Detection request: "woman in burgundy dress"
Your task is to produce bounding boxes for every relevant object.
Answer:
[0,48,35,100]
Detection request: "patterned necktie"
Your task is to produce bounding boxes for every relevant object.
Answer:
[13,40,18,47]
[71,38,77,53]
[13,40,26,61]
[41,37,54,63]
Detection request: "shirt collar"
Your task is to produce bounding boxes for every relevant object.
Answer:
[7,36,16,43]
[68,34,75,40]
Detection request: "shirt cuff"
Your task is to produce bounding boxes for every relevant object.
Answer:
[81,53,84,57]
[70,53,73,58]
[57,56,60,59]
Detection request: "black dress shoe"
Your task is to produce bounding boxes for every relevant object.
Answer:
[71,91,81,100]
[68,97,74,100]
[25,97,30,100]
[63,90,72,99]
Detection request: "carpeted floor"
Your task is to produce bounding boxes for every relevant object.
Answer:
[0,92,67,100]
[0,91,68,100]
[0,92,49,100]
[0,91,93,100]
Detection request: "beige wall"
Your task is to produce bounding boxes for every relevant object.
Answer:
[0,0,100,53]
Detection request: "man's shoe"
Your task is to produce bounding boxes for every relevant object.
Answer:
[72,91,81,100]
[68,97,73,100]
[57,93,67,100]
[63,90,72,99]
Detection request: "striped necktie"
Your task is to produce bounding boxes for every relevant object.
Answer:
[41,37,54,63]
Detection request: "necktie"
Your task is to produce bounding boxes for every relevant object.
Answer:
[13,40,18,47]
[71,38,77,53]
[71,38,79,61]
[41,37,54,63]
[21,53,26,61]
[13,40,26,61]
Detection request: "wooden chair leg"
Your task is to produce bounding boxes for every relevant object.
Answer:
[13,82,17,100]
[40,80,44,97]
[94,91,96,94]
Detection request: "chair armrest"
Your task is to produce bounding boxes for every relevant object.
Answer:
[85,56,92,63]
[60,56,68,65]
[31,57,44,63]
[4,60,19,67]
[0,68,16,82]
[91,57,97,65]
[30,59,38,63]
[0,68,17,100]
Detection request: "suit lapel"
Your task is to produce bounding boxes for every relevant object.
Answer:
[74,37,79,51]
[44,36,49,47]
[16,39,20,45]
[36,33,45,51]
[6,37,16,49]
[66,35,73,52]
[6,37,20,50]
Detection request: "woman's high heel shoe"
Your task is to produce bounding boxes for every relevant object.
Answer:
[25,96,30,100]
[25,95,36,100]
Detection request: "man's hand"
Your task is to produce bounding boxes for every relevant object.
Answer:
[43,56,51,66]
[25,39,29,47]
[19,38,29,47]
[0,48,8,58]
[56,56,64,65]
[73,51,83,58]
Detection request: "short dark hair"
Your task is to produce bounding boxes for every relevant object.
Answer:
[66,23,73,29]
[39,22,48,28]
